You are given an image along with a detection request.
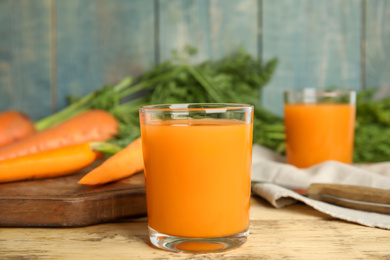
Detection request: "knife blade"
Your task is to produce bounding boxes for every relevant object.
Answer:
[306,183,390,214]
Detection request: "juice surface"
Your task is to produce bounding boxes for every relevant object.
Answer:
[140,118,252,238]
[284,104,355,168]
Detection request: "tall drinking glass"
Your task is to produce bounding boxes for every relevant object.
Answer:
[284,89,356,168]
[139,103,253,253]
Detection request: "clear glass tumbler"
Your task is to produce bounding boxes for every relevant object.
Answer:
[284,89,356,168]
[139,103,253,253]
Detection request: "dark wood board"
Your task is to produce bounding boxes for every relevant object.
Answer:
[0,160,146,227]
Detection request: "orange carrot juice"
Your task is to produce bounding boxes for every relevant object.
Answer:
[284,103,355,168]
[140,118,252,238]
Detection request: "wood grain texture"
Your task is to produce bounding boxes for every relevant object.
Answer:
[1,197,390,259]
[158,0,258,63]
[0,161,146,227]
[365,0,390,97]
[261,0,362,115]
[55,0,155,111]
[307,183,390,214]
[0,0,52,121]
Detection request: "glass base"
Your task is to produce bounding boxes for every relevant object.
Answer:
[148,226,249,253]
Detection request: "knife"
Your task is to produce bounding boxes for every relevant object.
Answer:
[306,183,390,214]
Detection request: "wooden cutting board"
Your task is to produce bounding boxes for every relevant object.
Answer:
[0,160,147,227]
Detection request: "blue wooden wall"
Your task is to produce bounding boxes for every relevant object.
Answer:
[0,0,389,120]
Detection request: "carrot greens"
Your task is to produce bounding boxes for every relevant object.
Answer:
[42,46,390,163]
[51,47,281,150]
[353,89,390,162]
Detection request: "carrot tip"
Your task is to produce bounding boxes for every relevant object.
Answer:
[77,137,143,186]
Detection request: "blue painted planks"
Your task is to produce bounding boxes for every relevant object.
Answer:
[261,0,362,115]
[208,0,258,59]
[158,0,258,63]
[0,0,52,120]
[365,0,390,96]
[1,0,389,119]
[55,0,155,111]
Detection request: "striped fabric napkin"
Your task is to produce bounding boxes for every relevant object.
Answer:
[250,144,390,230]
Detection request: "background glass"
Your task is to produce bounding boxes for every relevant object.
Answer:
[284,89,356,168]
[139,103,253,253]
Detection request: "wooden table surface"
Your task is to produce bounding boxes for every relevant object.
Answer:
[1,196,389,259]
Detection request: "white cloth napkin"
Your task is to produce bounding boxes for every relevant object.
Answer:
[251,144,390,230]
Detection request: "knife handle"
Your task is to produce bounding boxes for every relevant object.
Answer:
[307,183,390,214]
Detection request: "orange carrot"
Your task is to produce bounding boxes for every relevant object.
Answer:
[0,111,36,148]
[0,109,118,161]
[0,143,97,183]
[78,138,143,185]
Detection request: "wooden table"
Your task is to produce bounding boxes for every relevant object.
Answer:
[1,196,389,259]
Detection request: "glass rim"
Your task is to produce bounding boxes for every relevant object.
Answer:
[284,89,356,97]
[139,103,254,112]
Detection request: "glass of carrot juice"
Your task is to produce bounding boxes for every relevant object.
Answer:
[284,89,356,168]
[139,103,253,253]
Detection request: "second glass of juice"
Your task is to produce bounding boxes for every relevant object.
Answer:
[284,89,356,168]
[139,103,253,253]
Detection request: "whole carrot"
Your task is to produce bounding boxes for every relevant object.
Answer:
[0,109,118,161]
[0,111,36,148]
[0,143,97,183]
[78,137,143,185]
